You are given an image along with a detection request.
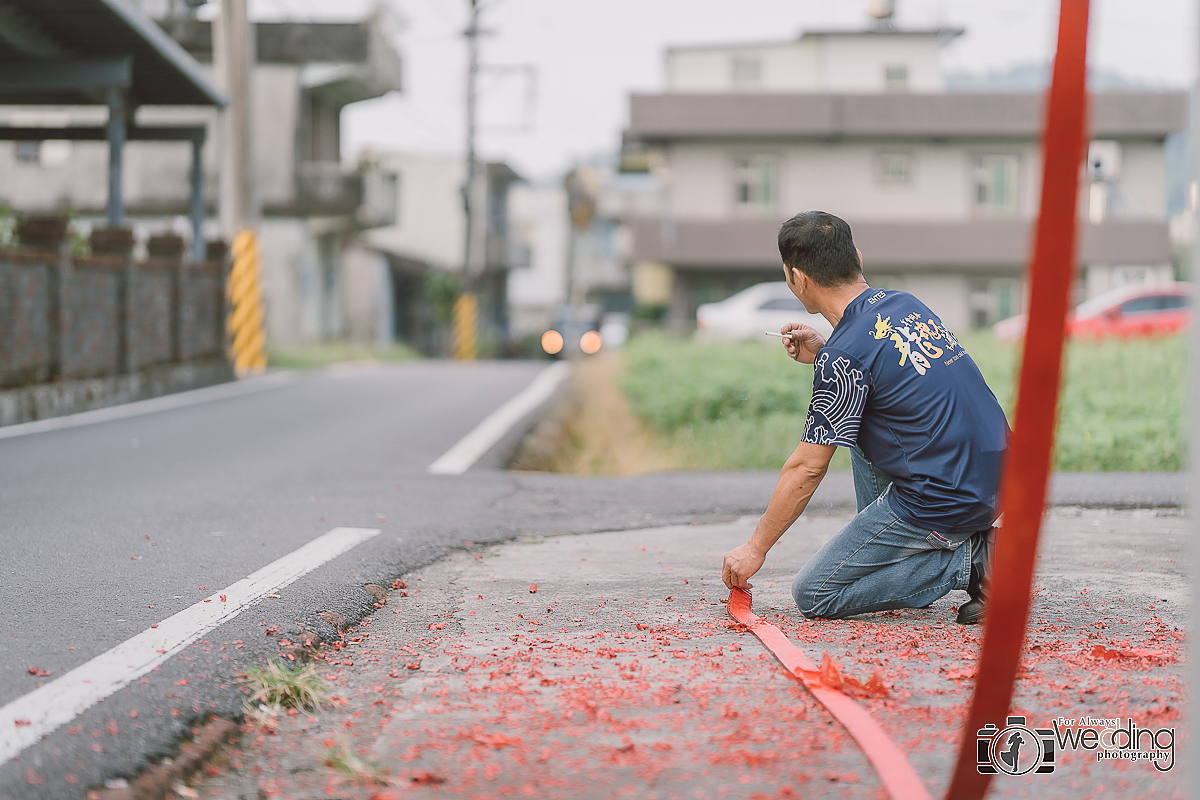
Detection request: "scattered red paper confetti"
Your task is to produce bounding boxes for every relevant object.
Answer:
[825,771,860,783]
[470,731,520,748]
[408,772,446,785]
[14,719,31,727]
[797,652,888,699]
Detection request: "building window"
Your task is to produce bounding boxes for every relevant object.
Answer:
[14,141,40,164]
[733,154,778,211]
[731,57,761,88]
[969,277,1022,328]
[973,154,1019,215]
[877,152,912,184]
[884,64,909,91]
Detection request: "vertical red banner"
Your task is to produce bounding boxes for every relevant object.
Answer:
[944,1,1091,798]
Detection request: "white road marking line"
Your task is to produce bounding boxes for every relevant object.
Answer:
[0,526,380,761]
[0,371,297,441]
[428,361,570,475]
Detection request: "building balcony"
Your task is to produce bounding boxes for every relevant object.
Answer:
[293,162,362,216]
[625,91,1187,142]
[281,162,395,227]
[627,216,1173,273]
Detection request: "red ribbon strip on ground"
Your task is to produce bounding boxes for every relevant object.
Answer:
[728,588,934,800]
[944,2,1092,799]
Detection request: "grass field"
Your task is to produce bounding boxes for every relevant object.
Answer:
[264,341,419,370]
[620,332,1187,472]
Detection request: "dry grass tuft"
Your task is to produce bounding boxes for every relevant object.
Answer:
[321,735,389,785]
[511,352,680,475]
[242,659,328,713]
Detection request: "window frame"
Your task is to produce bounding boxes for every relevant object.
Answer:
[875,151,914,185]
[14,140,41,165]
[731,56,762,89]
[883,63,909,92]
[731,153,780,214]
[971,153,1022,217]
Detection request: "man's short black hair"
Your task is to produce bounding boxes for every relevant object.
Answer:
[777,211,862,287]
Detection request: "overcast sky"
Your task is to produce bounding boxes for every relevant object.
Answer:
[250,0,1196,181]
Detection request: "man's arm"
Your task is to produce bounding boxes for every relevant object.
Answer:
[722,440,837,590]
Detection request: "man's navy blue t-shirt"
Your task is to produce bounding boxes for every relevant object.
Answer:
[800,288,1008,535]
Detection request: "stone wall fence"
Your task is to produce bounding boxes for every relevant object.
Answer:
[0,216,234,427]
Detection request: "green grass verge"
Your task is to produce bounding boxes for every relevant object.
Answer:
[620,331,1186,472]
[265,341,419,370]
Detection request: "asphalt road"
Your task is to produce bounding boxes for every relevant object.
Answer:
[0,361,1187,799]
[0,361,552,798]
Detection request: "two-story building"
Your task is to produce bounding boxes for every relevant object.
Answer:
[357,152,524,354]
[623,25,1187,332]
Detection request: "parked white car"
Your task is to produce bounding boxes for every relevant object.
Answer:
[694,282,834,341]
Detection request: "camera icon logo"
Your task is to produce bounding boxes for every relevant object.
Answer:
[976,716,1056,775]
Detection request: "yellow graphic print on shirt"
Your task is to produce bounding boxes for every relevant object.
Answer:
[870,312,959,376]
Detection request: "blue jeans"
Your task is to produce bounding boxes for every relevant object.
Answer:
[791,447,975,619]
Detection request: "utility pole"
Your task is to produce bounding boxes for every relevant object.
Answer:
[215,0,254,234]
[453,0,482,360]
[214,0,266,374]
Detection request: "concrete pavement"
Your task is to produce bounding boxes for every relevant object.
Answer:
[192,507,1188,799]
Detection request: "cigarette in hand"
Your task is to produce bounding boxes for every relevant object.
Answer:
[764,331,798,339]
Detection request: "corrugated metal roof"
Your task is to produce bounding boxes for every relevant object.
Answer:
[0,0,224,106]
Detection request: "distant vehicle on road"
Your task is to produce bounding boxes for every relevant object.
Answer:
[695,282,833,341]
[542,304,604,358]
[993,282,1192,341]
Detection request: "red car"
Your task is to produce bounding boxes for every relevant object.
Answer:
[993,282,1192,341]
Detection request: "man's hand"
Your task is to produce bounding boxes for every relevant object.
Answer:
[722,542,767,590]
[782,324,826,365]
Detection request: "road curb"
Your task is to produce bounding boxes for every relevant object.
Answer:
[469,361,572,471]
[90,717,239,800]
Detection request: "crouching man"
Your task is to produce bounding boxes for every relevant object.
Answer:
[721,211,1008,624]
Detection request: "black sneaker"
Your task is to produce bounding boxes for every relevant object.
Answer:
[956,526,995,625]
